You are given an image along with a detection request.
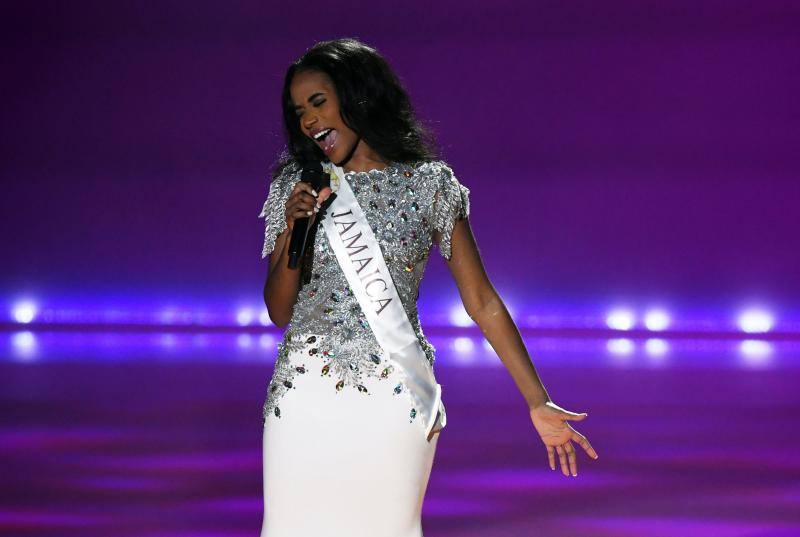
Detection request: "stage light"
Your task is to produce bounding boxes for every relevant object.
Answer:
[606,309,634,330]
[737,309,774,333]
[259,310,272,326]
[236,308,255,326]
[606,338,634,355]
[259,334,275,349]
[237,334,253,348]
[739,340,773,367]
[11,331,37,355]
[740,339,772,355]
[645,338,669,357]
[449,337,477,366]
[159,308,178,324]
[453,337,475,353]
[644,310,670,331]
[449,305,473,327]
[12,301,37,324]
[159,333,176,347]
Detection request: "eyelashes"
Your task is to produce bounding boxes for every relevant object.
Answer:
[295,99,327,118]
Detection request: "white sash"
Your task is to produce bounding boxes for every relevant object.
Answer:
[320,163,446,440]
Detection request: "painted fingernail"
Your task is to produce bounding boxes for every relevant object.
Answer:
[311,189,318,196]
[306,211,312,216]
[316,202,321,209]
[313,207,319,213]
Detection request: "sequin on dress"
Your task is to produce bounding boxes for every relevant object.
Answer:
[258,159,469,537]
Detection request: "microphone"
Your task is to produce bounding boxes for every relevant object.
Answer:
[288,160,328,269]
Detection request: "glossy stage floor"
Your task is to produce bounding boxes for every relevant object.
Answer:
[1,329,798,537]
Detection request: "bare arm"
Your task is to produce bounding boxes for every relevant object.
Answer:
[263,227,301,328]
[262,182,332,327]
[441,217,598,475]
[441,218,550,409]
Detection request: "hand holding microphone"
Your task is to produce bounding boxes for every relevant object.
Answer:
[284,162,335,269]
[283,183,331,232]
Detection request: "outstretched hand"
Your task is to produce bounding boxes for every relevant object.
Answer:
[529,401,598,477]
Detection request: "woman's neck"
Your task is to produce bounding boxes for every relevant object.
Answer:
[340,139,388,173]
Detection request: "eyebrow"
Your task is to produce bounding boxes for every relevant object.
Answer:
[292,92,325,110]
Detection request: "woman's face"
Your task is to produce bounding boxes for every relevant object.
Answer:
[289,69,360,165]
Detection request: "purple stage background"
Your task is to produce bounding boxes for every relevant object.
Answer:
[3,1,799,330]
[3,2,800,537]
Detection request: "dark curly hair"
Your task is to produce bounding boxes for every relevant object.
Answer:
[271,37,440,179]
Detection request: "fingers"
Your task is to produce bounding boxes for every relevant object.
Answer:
[317,186,333,204]
[551,442,580,477]
[555,444,569,477]
[571,429,599,460]
[286,182,323,226]
[292,181,332,204]
[290,181,317,197]
[289,191,318,212]
[285,207,316,231]
[565,441,577,476]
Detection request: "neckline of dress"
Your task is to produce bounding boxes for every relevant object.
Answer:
[340,161,400,177]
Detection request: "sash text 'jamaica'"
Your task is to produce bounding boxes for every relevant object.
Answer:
[332,209,392,315]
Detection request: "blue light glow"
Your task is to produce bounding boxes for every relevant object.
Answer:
[606,309,635,331]
[236,308,255,326]
[737,309,774,333]
[12,301,37,324]
[449,304,473,327]
[739,339,773,367]
[607,338,635,355]
[644,310,671,331]
[645,338,669,357]
[11,331,37,360]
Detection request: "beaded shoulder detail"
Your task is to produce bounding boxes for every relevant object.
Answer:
[258,161,301,259]
[425,161,471,259]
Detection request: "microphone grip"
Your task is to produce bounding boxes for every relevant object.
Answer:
[287,213,311,270]
[286,162,328,270]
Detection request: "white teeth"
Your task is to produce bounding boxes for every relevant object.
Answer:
[313,128,332,141]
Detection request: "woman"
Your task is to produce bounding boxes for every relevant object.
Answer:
[258,37,597,536]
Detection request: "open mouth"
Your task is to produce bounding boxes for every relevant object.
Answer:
[312,128,337,155]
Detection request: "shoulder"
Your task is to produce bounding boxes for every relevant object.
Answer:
[270,159,302,191]
[259,159,301,219]
[407,159,459,187]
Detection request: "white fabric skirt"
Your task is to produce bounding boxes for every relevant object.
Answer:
[259,334,441,537]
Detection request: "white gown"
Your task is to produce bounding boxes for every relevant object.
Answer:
[257,159,469,536]
[260,334,440,537]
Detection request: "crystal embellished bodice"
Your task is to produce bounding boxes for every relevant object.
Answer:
[258,159,470,423]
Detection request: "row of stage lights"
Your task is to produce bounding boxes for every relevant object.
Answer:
[449,305,776,334]
[603,308,773,333]
[6,330,775,367]
[8,300,779,334]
